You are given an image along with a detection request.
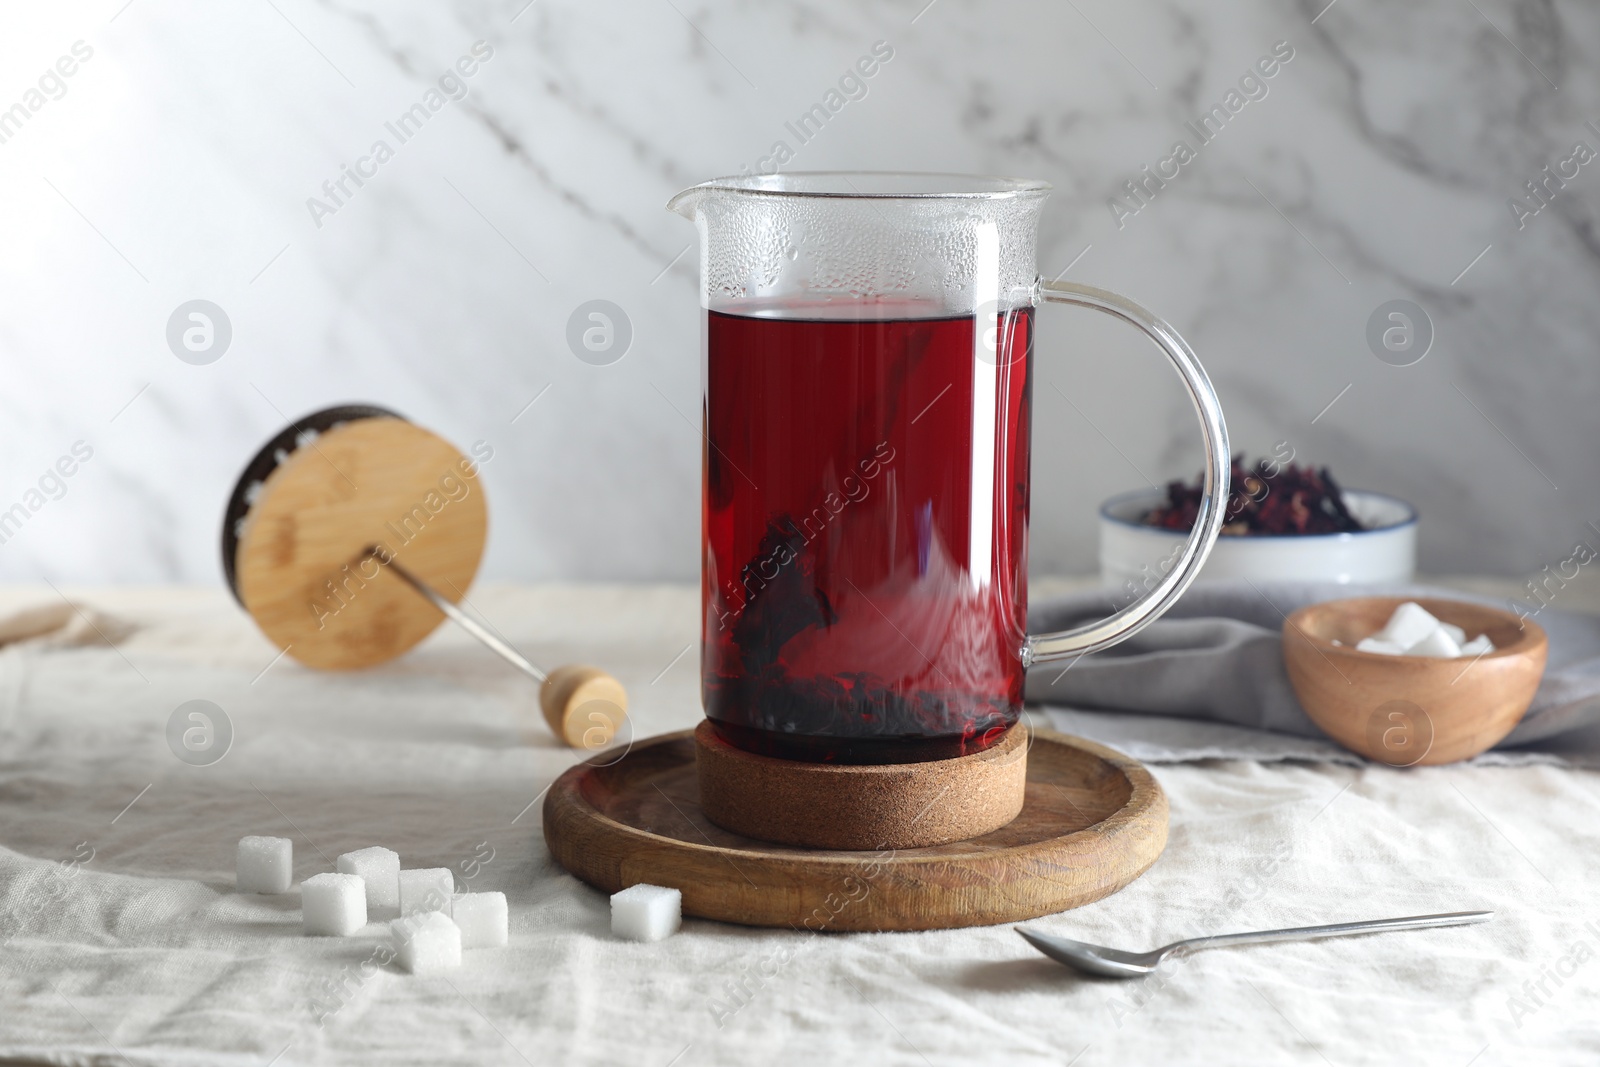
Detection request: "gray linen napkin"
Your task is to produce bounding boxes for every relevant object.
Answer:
[1025,580,1600,753]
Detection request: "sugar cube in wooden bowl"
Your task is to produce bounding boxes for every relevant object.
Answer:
[1282,596,1547,766]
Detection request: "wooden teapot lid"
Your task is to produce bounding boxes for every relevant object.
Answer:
[222,405,488,670]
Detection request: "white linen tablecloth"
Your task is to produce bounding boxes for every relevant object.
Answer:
[2,583,1598,1065]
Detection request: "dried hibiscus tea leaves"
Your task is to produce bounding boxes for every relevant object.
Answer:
[1142,455,1365,536]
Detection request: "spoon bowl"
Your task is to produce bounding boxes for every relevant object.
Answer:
[1015,928,1167,978]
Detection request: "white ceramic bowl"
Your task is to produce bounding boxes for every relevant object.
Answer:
[1098,488,1417,590]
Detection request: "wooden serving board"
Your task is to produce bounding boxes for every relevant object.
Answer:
[543,727,1167,931]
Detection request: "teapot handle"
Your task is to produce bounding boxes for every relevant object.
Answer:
[1024,279,1230,666]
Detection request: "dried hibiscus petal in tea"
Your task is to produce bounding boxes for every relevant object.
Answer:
[1143,455,1365,536]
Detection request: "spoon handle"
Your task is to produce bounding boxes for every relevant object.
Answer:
[1175,910,1493,954]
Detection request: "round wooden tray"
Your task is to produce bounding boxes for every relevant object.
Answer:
[543,726,1168,931]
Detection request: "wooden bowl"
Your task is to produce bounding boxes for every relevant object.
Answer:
[1282,596,1547,766]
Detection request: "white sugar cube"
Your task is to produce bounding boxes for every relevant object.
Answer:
[1361,601,1494,659]
[392,911,461,974]
[452,892,509,949]
[610,883,681,942]
[1375,601,1442,650]
[399,868,454,916]
[302,872,367,936]
[337,847,400,910]
[1407,627,1462,658]
[236,835,293,894]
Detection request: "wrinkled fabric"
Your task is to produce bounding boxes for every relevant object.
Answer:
[0,586,1596,1065]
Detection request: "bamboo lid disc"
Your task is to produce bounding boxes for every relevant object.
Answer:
[543,726,1168,932]
[229,414,488,670]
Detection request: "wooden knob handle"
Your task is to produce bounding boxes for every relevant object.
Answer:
[539,665,628,749]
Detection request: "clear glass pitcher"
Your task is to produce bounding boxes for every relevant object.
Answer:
[668,173,1228,764]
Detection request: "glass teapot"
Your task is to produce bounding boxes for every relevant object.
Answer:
[668,173,1228,764]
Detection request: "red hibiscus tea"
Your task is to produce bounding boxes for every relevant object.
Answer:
[675,172,1230,787]
[702,306,1033,763]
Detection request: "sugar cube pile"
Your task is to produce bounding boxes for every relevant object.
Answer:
[452,892,509,949]
[233,837,511,974]
[399,868,455,916]
[236,835,293,894]
[337,846,400,911]
[392,911,461,975]
[611,883,682,942]
[1355,601,1495,659]
[302,872,367,936]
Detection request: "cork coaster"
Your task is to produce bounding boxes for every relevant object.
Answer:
[695,721,1028,849]
[543,726,1168,932]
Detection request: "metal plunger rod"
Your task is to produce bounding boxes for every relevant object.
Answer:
[367,548,548,684]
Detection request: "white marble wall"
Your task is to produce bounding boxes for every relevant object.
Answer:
[0,0,1595,584]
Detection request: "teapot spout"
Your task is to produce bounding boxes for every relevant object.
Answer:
[666,184,705,221]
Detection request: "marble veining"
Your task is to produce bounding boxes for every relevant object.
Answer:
[0,0,1595,584]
